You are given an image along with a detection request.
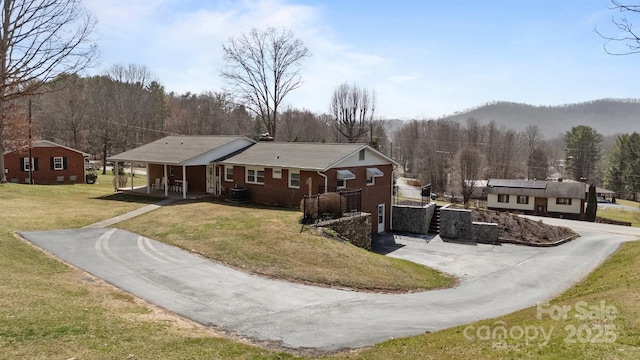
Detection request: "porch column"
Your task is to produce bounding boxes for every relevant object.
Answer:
[163,164,168,197]
[146,163,150,194]
[130,162,134,190]
[182,165,187,199]
[114,162,119,191]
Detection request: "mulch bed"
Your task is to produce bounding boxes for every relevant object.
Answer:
[471,209,578,245]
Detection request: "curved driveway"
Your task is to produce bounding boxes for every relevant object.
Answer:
[20,219,640,352]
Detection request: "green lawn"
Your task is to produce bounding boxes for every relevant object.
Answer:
[116,201,453,292]
[598,200,640,227]
[1,178,639,359]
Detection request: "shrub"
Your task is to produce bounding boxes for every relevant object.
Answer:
[300,192,346,220]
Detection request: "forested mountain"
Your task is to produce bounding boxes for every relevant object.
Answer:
[438,99,640,139]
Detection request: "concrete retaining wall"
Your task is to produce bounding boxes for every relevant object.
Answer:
[391,203,436,234]
[317,213,372,250]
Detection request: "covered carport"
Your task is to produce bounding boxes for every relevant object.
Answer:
[107,135,255,199]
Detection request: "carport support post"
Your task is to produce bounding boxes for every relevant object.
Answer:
[146,163,150,194]
[182,165,187,199]
[114,162,119,191]
[130,163,134,190]
[163,164,168,197]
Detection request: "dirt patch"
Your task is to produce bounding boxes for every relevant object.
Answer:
[471,209,578,245]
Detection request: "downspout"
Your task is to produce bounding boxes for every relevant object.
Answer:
[317,171,327,194]
[390,164,399,231]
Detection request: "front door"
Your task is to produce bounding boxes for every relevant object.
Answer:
[534,197,547,216]
[377,204,385,233]
[206,164,214,194]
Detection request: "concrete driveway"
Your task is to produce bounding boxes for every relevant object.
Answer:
[19,219,640,352]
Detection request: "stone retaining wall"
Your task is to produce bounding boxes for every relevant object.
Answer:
[317,213,372,249]
[440,208,498,243]
[391,203,436,234]
[471,221,498,243]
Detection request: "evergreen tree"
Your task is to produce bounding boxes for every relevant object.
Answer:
[585,183,597,222]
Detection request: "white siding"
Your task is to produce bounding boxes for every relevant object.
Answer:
[547,198,582,214]
[487,194,535,211]
[333,148,391,167]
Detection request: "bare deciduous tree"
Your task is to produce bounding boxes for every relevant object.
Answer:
[221,27,310,139]
[451,147,486,207]
[524,124,542,179]
[0,0,97,182]
[278,107,330,142]
[597,1,640,55]
[330,82,376,143]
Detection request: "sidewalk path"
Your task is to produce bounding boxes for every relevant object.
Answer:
[82,198,175,229]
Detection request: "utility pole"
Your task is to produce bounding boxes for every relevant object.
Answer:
[28,99,33,184]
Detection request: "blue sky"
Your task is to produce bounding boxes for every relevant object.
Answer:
[83,0,639,119]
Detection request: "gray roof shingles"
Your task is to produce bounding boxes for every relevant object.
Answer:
[220,142,368,170]
[108,135,248,165]
[486,179,585,199]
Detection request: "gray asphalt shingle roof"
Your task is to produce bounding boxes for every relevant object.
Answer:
[108,135,250,165]
[220,142,371,170]
[486,179,585,199]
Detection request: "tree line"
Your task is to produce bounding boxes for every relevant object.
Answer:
[392,119,553,199]
[21,67,392,173]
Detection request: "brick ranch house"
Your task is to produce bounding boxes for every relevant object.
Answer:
[107,135,256,198]
[3,140,89,184]
[217,142,399,233]
[485,179,586,219]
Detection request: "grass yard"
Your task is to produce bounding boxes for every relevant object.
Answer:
[353,240,640,359]
[1,178,639,359]
[116,200,454,292]
[598,200,640,227]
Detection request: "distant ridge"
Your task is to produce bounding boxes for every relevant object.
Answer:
[437,99,640,138]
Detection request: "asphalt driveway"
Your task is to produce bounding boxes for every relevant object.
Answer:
[19,219,640,352]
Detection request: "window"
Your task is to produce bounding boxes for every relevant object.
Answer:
[289,172,300,188]
[366,168,383,186]
[53,157,64,170]
[336,169,355,189]
[497,194,509,203]
[224,166,233,182]
[517,195,529,204]
[556,198,572,205]
[21,157,37,172]
[23,158,31,171]
[359,149,365,161]
[247,168,264,184]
